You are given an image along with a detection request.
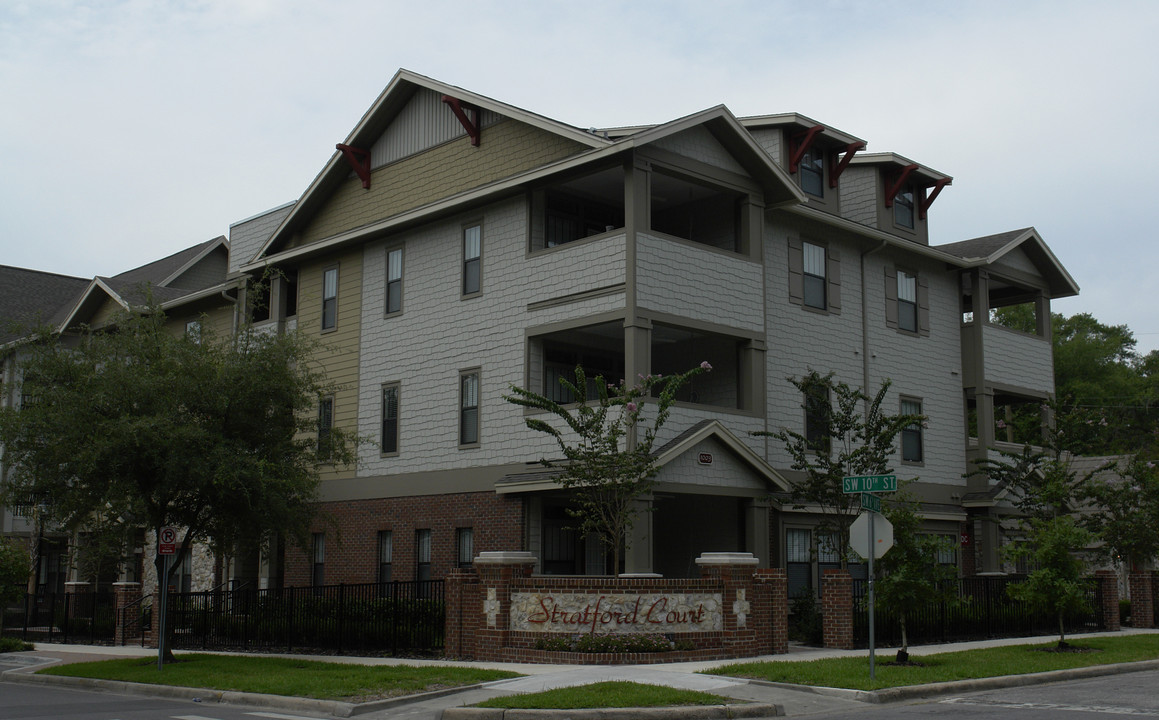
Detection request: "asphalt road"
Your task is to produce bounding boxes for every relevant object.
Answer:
[0,678,333,720]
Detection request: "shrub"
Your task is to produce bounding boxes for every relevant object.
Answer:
[789,591,823,645]
[533,633,677,653]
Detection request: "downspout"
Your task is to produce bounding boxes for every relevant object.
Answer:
[860,240,888,407]
[220,286,240,335]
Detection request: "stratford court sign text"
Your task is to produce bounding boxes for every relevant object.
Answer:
[510,592,723,634]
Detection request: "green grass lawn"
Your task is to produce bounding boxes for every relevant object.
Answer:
[475,681,738,709]
[710,634,1159,691]
[37,654,520,702]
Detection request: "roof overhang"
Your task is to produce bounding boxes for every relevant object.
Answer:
[955,228,1080,299]
[57,278,130,333]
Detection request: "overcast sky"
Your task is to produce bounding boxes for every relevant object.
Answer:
[3,1,1157,352]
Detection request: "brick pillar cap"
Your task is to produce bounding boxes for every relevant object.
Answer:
[64,581,91,587]
[695,552,758,566]
[474,551,538,565]
[112,582,142,587]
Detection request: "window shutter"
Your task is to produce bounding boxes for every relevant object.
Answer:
[788,237,804,305]
[884,267,899,329]
[917,275,930,336]
[827,249,841,313]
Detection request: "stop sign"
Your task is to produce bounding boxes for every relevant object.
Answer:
[850,512,894,559]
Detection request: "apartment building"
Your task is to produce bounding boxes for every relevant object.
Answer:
[1,69,1077,595]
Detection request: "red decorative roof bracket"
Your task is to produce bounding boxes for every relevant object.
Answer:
[919,177,953,219]
[883,164,919,208]
[336,144,372,189]
[829,141,866,188]
[442,95,481,146]
[788,125,825,173]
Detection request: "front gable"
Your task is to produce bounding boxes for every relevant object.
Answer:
[648,125,749,176]
[291,116,589,250]
[654,436,769,493]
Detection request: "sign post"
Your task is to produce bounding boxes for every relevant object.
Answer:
[844,475,897,681]
[156,527,177,671]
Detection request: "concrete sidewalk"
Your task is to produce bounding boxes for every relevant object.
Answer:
[3,628,1158,719]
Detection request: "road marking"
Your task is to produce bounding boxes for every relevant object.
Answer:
[248,713,330,720]
[941,697,1159,715]
[172,716,225,720]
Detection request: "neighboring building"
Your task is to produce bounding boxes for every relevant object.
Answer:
[0,239,234,593]
[1,69,1079,596]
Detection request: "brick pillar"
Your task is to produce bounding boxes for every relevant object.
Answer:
[113,582,142,646]
[697,552,759,657]
[753,568,788,654]
[472,551,537,662]
[1096,569,1120,631]
[822,569,853,650]
[1129,571,1154,629]
[443,567,481,658]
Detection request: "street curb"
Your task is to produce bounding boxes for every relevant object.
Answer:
[0,659,503,718]
[441,703,782,719]
[865,658,1159,703]
[740,657,1159,704]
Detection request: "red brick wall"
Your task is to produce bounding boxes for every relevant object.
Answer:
[448,561,790,664]
[283,492,523,586]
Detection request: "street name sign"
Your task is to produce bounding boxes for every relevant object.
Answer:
[860,493,882,513]
[842,474,897,494]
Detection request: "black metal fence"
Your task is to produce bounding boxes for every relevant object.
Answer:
[852,575,1106,648]
[164,580,445,655]
[2,591,118,645]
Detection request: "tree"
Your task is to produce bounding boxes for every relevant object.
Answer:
[991,307,1159,458]
[876,489,957,662]
[974,430,1106,648]
[504,362,709,574]
[1083,458,1159,573]
[0,537,31,615]
[756,372,919,564]
[0,304,356,660]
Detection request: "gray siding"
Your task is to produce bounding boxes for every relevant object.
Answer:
[651,126,747,175]
[229,204,294,273]
[369,87,502,170]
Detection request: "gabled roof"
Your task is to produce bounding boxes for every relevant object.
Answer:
[248,72,805,269]
[849,151,951,183]
[935,227,1080,299]
[738,112,866,147]
[110,236,226,290]
[0,266,88,345]
[254,69,612,263]
[57,237,231,332]
[495,419,790,494]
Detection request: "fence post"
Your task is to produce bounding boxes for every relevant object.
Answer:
[1129,571,1153,628]
[337,584,346,655]
[1096,570,1120,631]
[822,569,854,650]
[113,582,142,646]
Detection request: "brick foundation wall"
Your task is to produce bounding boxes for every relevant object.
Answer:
[284,491,523,585]
[1129,571,1154,628]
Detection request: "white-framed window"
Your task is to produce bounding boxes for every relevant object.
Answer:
[381,383,399,456]
[786,528,812,598]
[415,529,432,583]
[463,224,481,296]
[457,527,474,569]
[311,533,325,588]
[321,266,338,330]
[185,319,201,343]
[459,369,480,446]
[800,145,825,197]
[894,185,915,229]
[385,248,403,315]
[802,241,827,310]
[317,395,334,460]
[377,530,393,584]
[898,270,918,333]
[901,397,923,463]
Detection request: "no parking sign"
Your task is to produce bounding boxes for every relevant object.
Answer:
[159,527,178,555]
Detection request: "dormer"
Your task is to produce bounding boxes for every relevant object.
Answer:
[740,114,866,215]
[843,153,952,245]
